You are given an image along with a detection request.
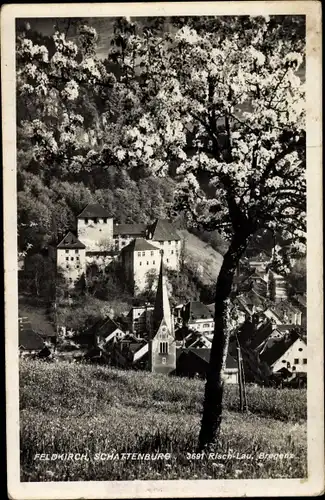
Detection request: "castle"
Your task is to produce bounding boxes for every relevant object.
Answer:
[55,203,181,294]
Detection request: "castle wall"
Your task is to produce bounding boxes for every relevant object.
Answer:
[57,247,86,286]
[150,239,181,271]
[133,246,161,293]
[77,217,113,251]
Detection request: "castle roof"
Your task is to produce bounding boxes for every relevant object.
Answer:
[77,203,111,218]
[57,232,86,249]
[148,219,181,241]
[152,253,172,334]
[113,223,146,236]
[122,238,160,253]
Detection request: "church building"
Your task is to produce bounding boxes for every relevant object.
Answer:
[148,252,176,374]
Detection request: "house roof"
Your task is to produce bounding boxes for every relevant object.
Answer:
[248,320,273,350]
[184,301,214,322]
[186,348,238,370]
[121,238,160,253]
[19,327,45,351]
[260,331,302,366]
[113,223,147,236]
[57,231,86,249]
[77,203,111,218]
[96,317,123,339]
[148,219,181,241]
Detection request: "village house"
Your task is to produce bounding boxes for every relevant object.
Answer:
[259,331,307,375]
[127,304,154,336]
[182,301,215,339]
[176,348,239,384]
[19,319,52,359]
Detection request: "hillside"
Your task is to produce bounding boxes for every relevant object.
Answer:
[20,360,307,481]
[180,230,224,285]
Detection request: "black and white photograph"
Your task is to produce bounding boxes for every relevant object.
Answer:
[2,2,323,498]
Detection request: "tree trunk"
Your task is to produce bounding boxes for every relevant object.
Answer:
[198,231,249,451]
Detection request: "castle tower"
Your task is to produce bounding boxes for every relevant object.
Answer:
[77,203,113,252]
[56,232,86,287]
[149,251,176,374]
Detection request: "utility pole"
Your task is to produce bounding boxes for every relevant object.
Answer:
[236,334,248,412]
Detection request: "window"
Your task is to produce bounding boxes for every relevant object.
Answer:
[168,241,171,245]
[103,218,107,223]
[203,323,210,328]
[76,265,80,269]
[166,258,169,263]
[151,251,154,256]
[76,257,80,261]
[171,250,174,255]
[66,265,69,269]
[122,241,125,246]
[298,347,303,352]
[160,242,163,246]
[93,218,98,223]
[159,341,169,355]
[303,358,307,364]
[139,262,142,266]
[75,249,79,254]
[294,358,299,364]
[147,261,149,265]
[292,366,296,371]
[162,357,167,365]
[70,257,74,261]
[142,252,145,256]
[65,249,69,254]
[153,261,155,265]
[138,252,141,257]
[84,218,88,224]
[66,257,69,261]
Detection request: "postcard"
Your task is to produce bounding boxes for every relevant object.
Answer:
[2,1,323,498]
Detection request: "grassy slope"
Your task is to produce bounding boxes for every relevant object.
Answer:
[180,230,224,285]
[20,360,307,481]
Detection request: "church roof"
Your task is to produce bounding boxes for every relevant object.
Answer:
[57,232,86,249]
[77,203,111,218]
[148,219,181,241]
[152,254,172,334]
[122,238,160,253]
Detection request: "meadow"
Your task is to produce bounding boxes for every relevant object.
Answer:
[20,359,307,481]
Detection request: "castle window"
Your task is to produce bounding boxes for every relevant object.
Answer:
[159,341,169,355]
[103,218,107,223]
[76,257,80,261]
[75,249,79,254]
[138,252,141,257]
[66,257,69,261]
[66,265,69,269]
[70,257,74,261]
[303,358,307,364]
[142,252,145,256]
[151,251,154,256]
[171,250,174,254]
[65,249,69,254]
[76,265,80,269]
[168,241,171,245]
[294,358,299,364]
[147,261,149,265]
[84,218,88,224]
[139,262,142,266]
[153,261,155,265]
[93,218,98,224]
[166,258,169,263]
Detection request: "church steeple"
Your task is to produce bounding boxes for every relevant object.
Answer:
[152,250,172,334]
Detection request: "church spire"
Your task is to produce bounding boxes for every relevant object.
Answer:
[152,250,172,334]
